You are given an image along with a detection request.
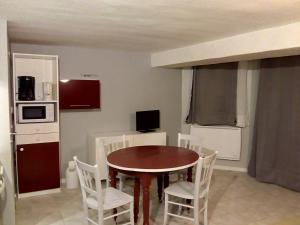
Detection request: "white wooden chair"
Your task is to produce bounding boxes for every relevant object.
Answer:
[177,133,202,180]
[178,133,202,153]
[123,134,134,148]
[74,156,134,225]
[102,135,131,191]
[163,149,217,225]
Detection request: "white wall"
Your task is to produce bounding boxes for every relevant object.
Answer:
[151,21,300,68]
[0,20,15,225]
[181,61,260,170]
[11,43,182,176]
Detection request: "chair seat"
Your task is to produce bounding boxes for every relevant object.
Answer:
[164,181,207,200]
[87,187,133,210]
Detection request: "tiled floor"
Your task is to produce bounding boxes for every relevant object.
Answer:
[16,170,300,225]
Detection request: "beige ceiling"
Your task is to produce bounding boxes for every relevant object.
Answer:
[1,0,300,52]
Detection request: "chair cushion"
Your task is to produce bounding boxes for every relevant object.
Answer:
[164,181,207,199]
[86,187,133,210]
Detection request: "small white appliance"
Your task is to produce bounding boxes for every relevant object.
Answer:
[42,82,53,101]
[18,103,55,123]
[65,161,79,189]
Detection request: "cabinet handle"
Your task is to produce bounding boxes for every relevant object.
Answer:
[19,148,24,152]
[70,104,91,107]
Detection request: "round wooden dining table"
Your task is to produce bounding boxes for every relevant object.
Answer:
[107,145,199,225]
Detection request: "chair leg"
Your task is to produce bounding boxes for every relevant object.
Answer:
[98,209,104,225]
[177,173,181,181]
[83,203,89,225]
[119,176,124,191]
[204,208,208,225]
[194,200,199,225]
[80,195,89,225]
[177,205,182,215]
[106,178,109,188]
[163,194,169,225]
[177,198,183,215]
[129,201,134,225]
[203,199,208,225]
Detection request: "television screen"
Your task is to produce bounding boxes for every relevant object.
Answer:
[136,110,160,132]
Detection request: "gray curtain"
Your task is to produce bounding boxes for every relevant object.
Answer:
[186,62,238,125]
[248,55,300,192]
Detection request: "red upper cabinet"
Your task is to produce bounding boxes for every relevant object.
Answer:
[59,80,100,109]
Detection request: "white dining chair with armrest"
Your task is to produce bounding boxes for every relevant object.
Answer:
[177,133,202,180]
[74,156,134,225]
[163,149,217,225]
[175,133,203,214]
[102,135,131,190]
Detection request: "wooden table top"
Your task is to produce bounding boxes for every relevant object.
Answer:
[107,145,199,172]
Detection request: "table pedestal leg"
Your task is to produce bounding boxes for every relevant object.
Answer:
[187,167,193,182]
[157,175,163,203]
[109,167,117,188]
[140,174,153,225]
[109,167,118,221]
[134,177,140,223]
[163,173,169,189]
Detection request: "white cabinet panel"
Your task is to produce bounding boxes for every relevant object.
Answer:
[16,133,59,145]
[15,122,59,134]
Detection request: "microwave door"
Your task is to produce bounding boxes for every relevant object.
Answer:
[19,106,46,123]
[18,103,55,123]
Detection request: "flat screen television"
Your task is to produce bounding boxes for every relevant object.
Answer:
[136,110,160,132]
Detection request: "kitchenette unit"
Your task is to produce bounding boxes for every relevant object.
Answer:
[12,53,60,198]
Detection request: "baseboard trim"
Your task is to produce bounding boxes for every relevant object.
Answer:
[18,188,61,198]
[214,165,247,172]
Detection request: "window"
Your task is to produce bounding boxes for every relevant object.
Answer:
[186,62,238,126]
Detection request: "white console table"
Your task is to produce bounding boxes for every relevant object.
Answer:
[88,131,167,180]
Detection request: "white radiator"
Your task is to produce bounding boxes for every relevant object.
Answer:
[190,125,241,160]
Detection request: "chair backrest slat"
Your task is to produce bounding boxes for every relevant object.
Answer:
[178,133,202,153]
[123,135,134,147]
[83,185,97,196]
[102,135,127,156]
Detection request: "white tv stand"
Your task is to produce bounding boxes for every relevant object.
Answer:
[88,131,167,180]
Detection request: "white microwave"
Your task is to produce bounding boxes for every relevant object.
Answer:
[18,103,55,123]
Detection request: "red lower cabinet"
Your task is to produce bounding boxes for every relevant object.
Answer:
[17,142,60,193]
